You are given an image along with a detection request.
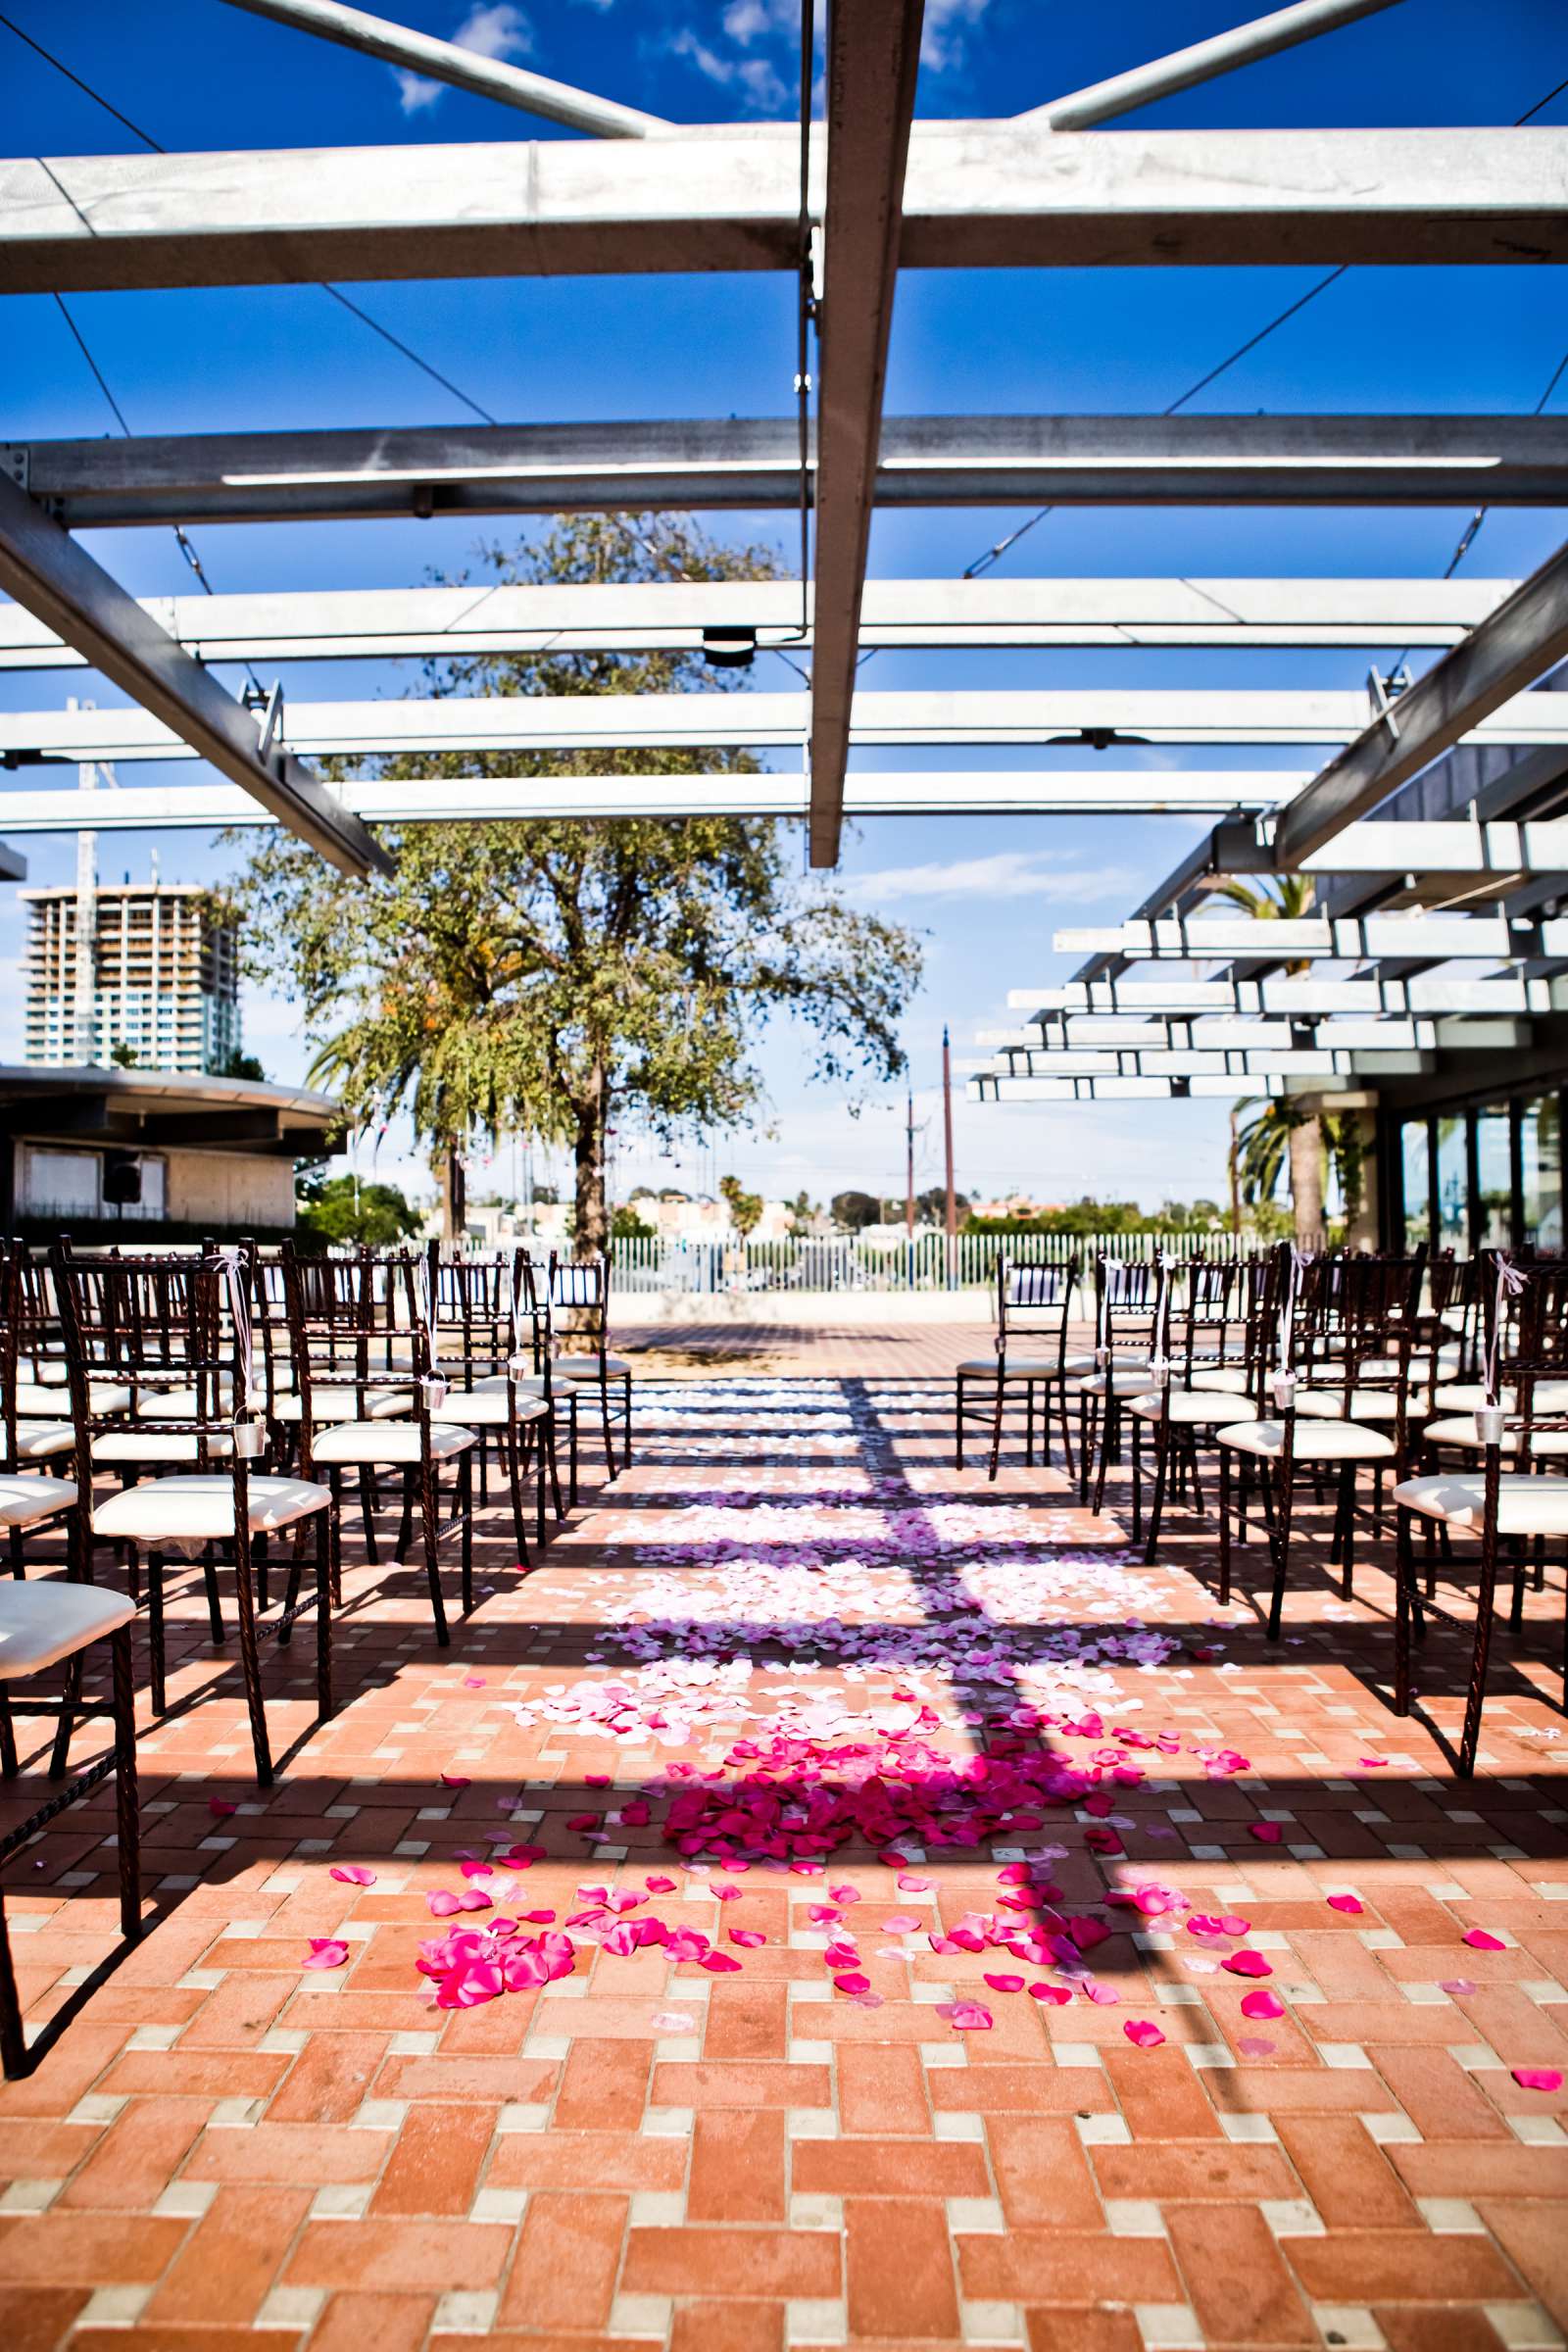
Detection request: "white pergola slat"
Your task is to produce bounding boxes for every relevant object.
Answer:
[0,578,1520,671]
[1006,976,1566,1016]
[10,691,1568,762]
[9,417,1566,526]
[7,128,1566,295]
[0,768,1327,833]
[1051,914,1560,961]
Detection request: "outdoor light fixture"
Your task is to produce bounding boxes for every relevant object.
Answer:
[702,625,758,670]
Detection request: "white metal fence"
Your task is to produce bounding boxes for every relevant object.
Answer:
[610,1229,1248,1294]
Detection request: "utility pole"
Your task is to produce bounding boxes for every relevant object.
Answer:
[943,1024,957,1289]
[905,1086,915,1239]
[1229,1105,1243,1238]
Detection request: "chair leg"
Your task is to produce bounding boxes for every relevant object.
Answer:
[1265,1466,1296,1642]
[460,1451,474,1619]
[8,1527,23,1580]
[276,1526,304,1645]
[1130,1413,1144,1546]
[1057,1380,1076,1483]
[599,1378,617,1482]
[508,1425,531,1564]
[328,1470,344,1608]
[545,1412,565,1524]
[1025,1380,1036,1468]
[620,1373,633,1468]
[0,1891,25,2078]
[111,1622,140,1947]
[1145,1421,1169,1563]
[231,1528,273,1788]
[146,1551,166,1717]
[202,1551,225,1649]
[1457,1513,1502,1781]
[0,1689,16,1780]
[46,1652,82,1783]
[1218,1445,1232,1606]
[535,1425,548,1550]
[1394,1501,1414,1716]
[393,1469,414,1565]
[986,1372,1005,1484]
[358,1468,379,1566]
[568,1389,579,1510]
[314,1507,334,1725]
[418,1457,450,1648]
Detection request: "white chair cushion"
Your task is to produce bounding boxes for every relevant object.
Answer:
[1394,1471,1568,1537]
[429,1388,551,1427]
[472,1372,549,1399]
[1295,1388,1422,1424]
[1074,1366,1162,1396]
[0,1473,76,1530]
[16,1379,132,1418]
[1422,1414,1568,1458]
[1185,1365,1250,1396]
[95,1430,233,1463]
[956,1356,1061,1379]
[555,1355,631,1380]
[135,1379,234,1417]
[309,1420,477,1465]
[94,1473,331,1544]
[11,1420,74,1462]
[1434,1380,1568,1414]
[1216,1417,1396,1462]
[1128,1389,1259,1425]
[1358,1345,1460,1381]
[0,1579,135,1682]
[273,1387,412,1424]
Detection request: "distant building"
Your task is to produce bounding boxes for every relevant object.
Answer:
[23,881,241,1074]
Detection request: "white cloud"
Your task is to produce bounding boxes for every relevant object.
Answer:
[844,851,1136,907]
[393,3,533,115]
[920,0,990,73]
[669,24,788,113]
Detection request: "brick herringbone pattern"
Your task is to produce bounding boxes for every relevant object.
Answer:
[2,1353,1566,2352]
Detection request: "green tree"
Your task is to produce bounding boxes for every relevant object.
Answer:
[719,1173,764,1238]
[831,1189,882,1232]
[612,1202,656,1242]
[1211,872,1324,1243]
[296,1172,421,1248]
[230,516,921,1250]
[217,1049,269,1082]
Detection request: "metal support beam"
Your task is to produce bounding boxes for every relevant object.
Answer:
[218,0,670,137]
[1054,912,1568,962]
[1025,0,1402,127]
[0,473,390,879]
[0,576,1521,670]
[8,416,1566,526]
[1274,534,1568,868]
[808,0,923,867]
[8,128,1566,296]
[1007,975,1567,1017]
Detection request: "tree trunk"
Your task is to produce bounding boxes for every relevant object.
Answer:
[1288,1114,1323,1247]
[572,1063,609,1261]
[438,1143,466,1244]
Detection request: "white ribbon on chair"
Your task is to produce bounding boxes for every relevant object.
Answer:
[1482,1250,1529,1417]
[1273,1247,1310,1408]
[414,1251,448,1406]
[216,1247,265,1423]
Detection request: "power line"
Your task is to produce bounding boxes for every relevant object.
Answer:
[1,10,500,427]
[962,71,1568,581]
[52,294,131,435]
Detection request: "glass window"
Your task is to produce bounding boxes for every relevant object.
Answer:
[1437,1113,1469,1250]
[1400,1120,1432,1250]
[1522,1094,1562,1249]
[1474,1103,1512,1250]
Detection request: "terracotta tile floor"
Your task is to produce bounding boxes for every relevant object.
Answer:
[3,1346,1568,2352]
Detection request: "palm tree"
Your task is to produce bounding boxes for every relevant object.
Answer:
[1212,874,1325,1244]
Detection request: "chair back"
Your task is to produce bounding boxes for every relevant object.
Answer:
[52,1248,247,1476]
[550,1251,611,1369]
[280,1242,425,1438]
[1092,1252,1163,1364]
[423,1246,554,1408]
[996,1255,1077,1370]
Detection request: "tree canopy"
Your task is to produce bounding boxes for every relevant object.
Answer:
[230,515,922,1250]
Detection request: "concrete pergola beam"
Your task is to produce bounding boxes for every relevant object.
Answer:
[6,128,1565,293]
[8,417,1566,525]
[0,472,390,879]
[0,577,1521,670]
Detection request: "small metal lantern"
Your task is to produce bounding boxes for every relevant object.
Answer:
[232,1416,266,1460]
[1094,1344,1109,1371]
[421,1372,449,1411]
[1271,1369,1298,1411]
[1149,1353,1171,1390]
[508,1349,532,1382]
[1473,1402,1506,1446]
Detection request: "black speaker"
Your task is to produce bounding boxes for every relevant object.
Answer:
[103,1153,143,1207]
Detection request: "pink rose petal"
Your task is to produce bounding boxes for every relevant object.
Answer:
[1462,1930,1506,1951]
[936,2000,993,2031]
[1240,1989,1285,2021]
[833,1973,871,1994]
[329,1864,376,1886]
[1222,1950,1273,1979]
[882,1914,921,1935]
[302,1938,349,1971]
[1238,2035,1277,2057]
[1512,2068,1563,2092]
[439,1774,470,1790]
[208,1796,237,1818]
[728,1928,766,1948]
[1439,1979,1477,1996]
[1124,2019,1165,2048]
[897,1875,933,1892]
[1326,1893,1363,1915]
[983,1973,1024,1994]
[1028,1981,1071,2004]
[1249,1821,1284,1844]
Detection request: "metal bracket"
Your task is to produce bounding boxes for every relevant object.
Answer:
[255,681,284,771]
[0,446,26,491]
[1366,662,1411,744]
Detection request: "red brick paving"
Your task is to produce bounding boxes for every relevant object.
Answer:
[1,1338,1565,2351]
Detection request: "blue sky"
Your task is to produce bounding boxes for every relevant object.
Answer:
[2,0,1565,1212]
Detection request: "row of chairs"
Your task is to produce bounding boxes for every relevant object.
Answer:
[0,1237,633,2076]
[959,1246,1567,1777]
